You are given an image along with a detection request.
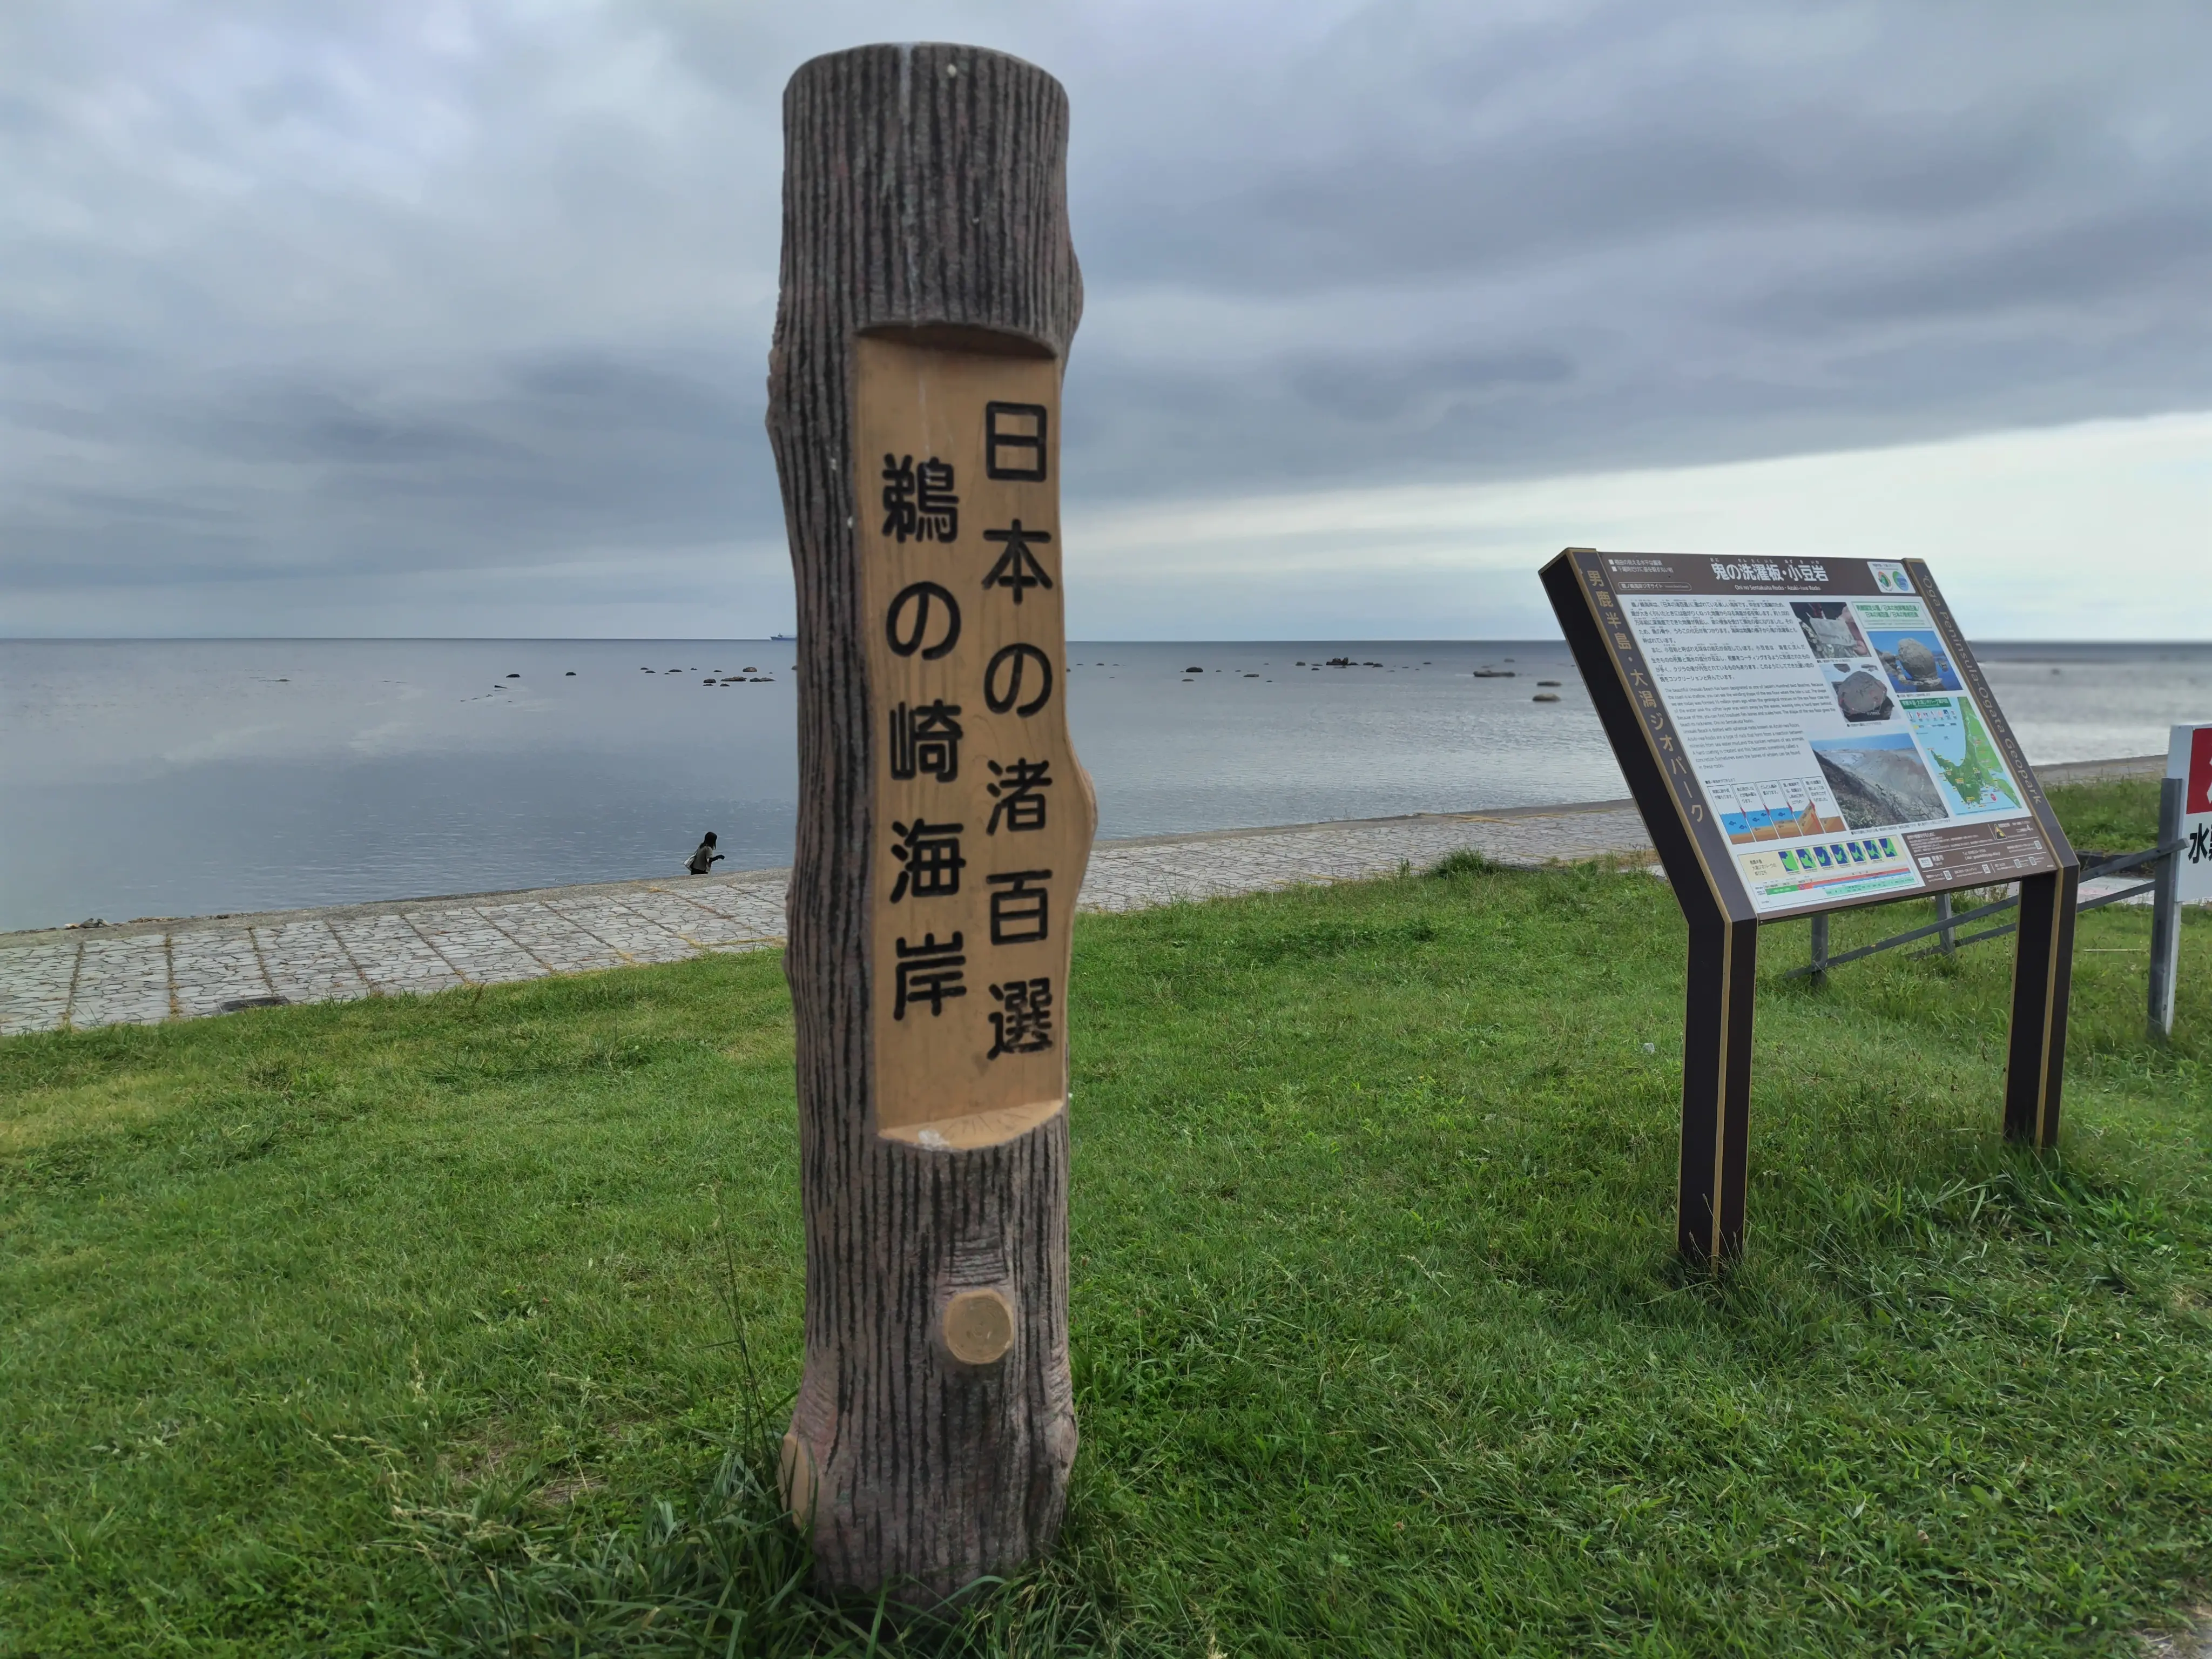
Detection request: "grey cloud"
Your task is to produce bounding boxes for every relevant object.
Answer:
[2,0,2208,633]
[1287,350,1575,424]
[5,347,777,588]
[1074,7,2203,287]
[1754,205,2212,330]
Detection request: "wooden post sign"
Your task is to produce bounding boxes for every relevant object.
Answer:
[764,45,1093,1597]
[1542,550,2080,1263]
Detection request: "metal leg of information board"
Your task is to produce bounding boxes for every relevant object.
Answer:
[2148,778,2183,1043]
[1681,912,1759,1264]
[1808,913,1829,984]
[2002,867,2079,1147]
[1936,892,1956,955]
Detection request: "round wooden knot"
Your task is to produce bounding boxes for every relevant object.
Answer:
[941,1288,1015,1365]
[779,1429,818,1528]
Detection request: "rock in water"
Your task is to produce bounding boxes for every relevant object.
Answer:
[1897,637,1941,685]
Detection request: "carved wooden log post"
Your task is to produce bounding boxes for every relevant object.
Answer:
[765,43,1091,1597]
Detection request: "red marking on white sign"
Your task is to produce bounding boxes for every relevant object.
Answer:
[2189,727,2212,818]
[2172,724,2212,906]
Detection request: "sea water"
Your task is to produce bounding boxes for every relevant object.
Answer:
[3,638,2207,933]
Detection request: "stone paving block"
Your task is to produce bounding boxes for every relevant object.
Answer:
[332,915,468,997]
[593,888,714,941]
[473,902,626,975]
[665,878,788,939]
[69,934,174,1028]
[2074,874,2208,911]
[0,941,80,1035]
[616,886,775,946]
[1087,848,1248,902]
[257,921,370,1006]
[549,897,696,963]
[171,930,276,1018]
[736,887,792,929]
[403,911,549,986]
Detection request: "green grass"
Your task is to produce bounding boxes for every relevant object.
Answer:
[2041,779,2164,856]
[3,783,2208,1656]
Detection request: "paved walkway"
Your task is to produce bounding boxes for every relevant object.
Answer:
[0,800,1656,1035]
[2,754,2170,1038]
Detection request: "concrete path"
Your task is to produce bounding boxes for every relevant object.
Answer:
[1,799,1655,1036]
[1,754,2169,1038]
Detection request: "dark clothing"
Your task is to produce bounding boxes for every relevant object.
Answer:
[687,841,724,875]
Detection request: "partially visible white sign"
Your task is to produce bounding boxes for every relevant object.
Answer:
[2169,724,2212,903]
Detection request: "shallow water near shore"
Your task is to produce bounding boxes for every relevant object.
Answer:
[4,637,2207,933]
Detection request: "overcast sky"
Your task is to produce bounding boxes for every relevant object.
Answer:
[4,1,2207,640]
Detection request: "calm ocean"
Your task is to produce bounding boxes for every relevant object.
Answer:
[4,638,2208,934]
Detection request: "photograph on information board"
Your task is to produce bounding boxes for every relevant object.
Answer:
[1595,553,2055,915]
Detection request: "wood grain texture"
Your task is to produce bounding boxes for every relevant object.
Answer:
[855,339,1094,1147]
[764,43,1083,1598]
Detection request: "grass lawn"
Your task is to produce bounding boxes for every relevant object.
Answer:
[3,782,2208,1656]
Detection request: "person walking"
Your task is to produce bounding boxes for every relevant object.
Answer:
[687,832,724,875]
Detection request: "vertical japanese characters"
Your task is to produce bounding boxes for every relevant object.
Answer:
[857,340,1092,1145]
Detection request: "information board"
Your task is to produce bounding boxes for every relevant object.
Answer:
[1543,547,2081,1260]
[1556,550,2062,919]
[2171,724,2212,905]
[854,334,1095,1151]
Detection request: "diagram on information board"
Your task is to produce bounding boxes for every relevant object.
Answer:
[1590,556,2050,915]
[1810,732,1950,829]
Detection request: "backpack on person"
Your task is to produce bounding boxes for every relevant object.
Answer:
[687,832,724,874]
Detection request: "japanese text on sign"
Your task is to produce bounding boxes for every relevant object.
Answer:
[855,338,1094,1148]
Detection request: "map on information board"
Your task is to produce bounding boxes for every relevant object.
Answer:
[1550,551,2062,918]
[1903,696,2021,818]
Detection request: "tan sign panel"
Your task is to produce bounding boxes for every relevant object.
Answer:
[854,335,1096,1149]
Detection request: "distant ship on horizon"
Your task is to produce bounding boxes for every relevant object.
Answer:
[771,632,795,640]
